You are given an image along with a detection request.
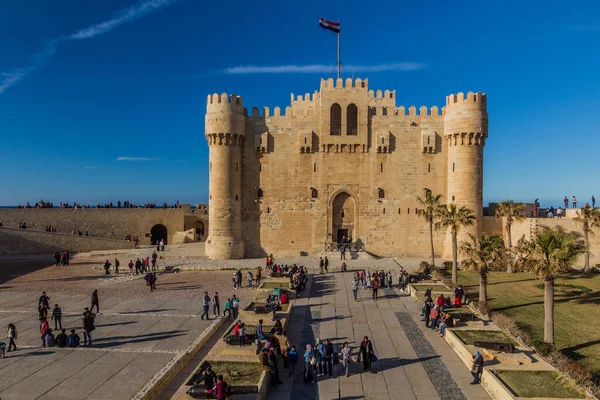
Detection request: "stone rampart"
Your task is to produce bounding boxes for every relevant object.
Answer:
[0,227,134,255]
[0,208,186,245]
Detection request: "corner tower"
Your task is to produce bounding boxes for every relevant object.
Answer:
[205,93,246,259]
[444,92,488,253]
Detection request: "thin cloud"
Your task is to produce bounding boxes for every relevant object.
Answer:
[224,63,425,75]
[0,0,176,94]
[116,156,162,161]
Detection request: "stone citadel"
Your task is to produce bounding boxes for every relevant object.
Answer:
[205,77,488,260]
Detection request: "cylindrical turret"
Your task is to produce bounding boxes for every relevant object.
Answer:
[443,92,488,257]
[205,92,246,259]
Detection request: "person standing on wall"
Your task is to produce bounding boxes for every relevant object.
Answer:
[573,196,577,208]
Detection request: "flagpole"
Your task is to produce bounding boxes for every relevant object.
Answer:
[337,20,341,79]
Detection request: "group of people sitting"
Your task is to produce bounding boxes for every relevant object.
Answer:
[421,285,465,337]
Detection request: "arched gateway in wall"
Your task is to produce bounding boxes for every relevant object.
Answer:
[150,224,168,245]
[330,191,357,243]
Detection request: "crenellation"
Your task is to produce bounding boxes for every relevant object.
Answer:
[205,77,486,260]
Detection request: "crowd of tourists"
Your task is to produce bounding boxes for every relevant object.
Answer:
[17,199,182,209]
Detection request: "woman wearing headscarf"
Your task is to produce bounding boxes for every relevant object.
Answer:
[358,336,374,372]
[303,344,314,383]
[471,351,484,384]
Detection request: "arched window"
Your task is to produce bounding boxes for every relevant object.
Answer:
[257,188,264,198]
[311,188,318,199]
[330,103,341,135]
[347,104,358,135]
[378,188,385,199]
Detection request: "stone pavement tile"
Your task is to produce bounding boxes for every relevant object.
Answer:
[128,351,174,368]
[405,372,440,397]
[37,361,125,400]
[0,349,104,399]
[93,351,139,365]
[365,395,390,400]
[316,376,339,393]
[316,391,339,400]
[0,350,70,392]
[381,367,411,387]
[85,364,159,400]
[123,316,189,351]
[361,372,388,394]
[339,383,364,398]
[388,387,417,400]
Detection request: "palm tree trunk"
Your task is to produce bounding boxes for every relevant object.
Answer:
[452,230,458,285]
[506,223,513,273]
[583,228,590,274]
[544,277,555,344]
[429,220,435,268]
[479,271,488,311]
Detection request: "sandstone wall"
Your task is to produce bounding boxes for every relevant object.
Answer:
[0,227,134,256]
[236,78,474,259]
[0,208,186,245]
[506,217,600,267]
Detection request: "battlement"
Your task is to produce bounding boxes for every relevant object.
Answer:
[207,93,244,107]
[250,106,292,119]
[320,77,370,91]
[392,105,442,117]
[445,91,486,106]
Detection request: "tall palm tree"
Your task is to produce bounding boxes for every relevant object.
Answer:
[459,233,507,312]
[495,200,526,273]
[574,204,600,274]
[436,204,476,285]
[517,227,585,344]
[416,188,443,268]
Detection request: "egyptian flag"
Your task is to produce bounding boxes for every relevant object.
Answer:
[319,18,340,33]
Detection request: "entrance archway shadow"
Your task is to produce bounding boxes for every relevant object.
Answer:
[150,224,168,245]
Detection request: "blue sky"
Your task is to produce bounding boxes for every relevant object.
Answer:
[1,0,599,207]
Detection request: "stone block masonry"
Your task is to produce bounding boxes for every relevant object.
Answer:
[205,77,488,260]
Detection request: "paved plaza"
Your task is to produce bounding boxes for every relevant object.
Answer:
[0,291,219,400]
[267,270,492,400]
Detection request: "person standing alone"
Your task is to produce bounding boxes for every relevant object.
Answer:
[82,308,95,347]
[91,290,99,313]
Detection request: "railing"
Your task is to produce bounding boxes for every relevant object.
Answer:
[324,242,365,252]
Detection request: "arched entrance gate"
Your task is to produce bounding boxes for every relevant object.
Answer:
[150,224,168,245]
[330,191,357,243]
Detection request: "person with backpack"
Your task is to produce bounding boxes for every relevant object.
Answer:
[82,308,96,347]
[66,329,80,348]
[6,323,17,352]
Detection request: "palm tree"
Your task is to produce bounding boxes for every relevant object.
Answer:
[495,200,526,273]
[517,227,585,344]
[416,188,443,268]
[459,233,507,312]
[574,204,600,274]
[436,204,476,285]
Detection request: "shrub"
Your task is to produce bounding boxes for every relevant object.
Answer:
[442,261,453,271]
[532,339,555,356]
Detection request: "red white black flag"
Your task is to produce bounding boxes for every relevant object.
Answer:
[319,18,340,33]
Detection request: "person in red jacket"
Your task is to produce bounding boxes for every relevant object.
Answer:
[436,294,445,307]
[280,291,289,304]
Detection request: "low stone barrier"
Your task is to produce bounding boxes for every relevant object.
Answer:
[132,317,226,400]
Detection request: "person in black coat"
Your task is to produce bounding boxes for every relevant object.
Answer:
[358,336,374,372]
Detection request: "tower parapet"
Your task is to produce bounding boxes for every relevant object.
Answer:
[444,91,488,257]
[205,92,246,259]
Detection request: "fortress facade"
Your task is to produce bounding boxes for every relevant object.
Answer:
[205,78,488,260]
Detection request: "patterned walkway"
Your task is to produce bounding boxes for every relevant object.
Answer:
[267,271,490,400]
